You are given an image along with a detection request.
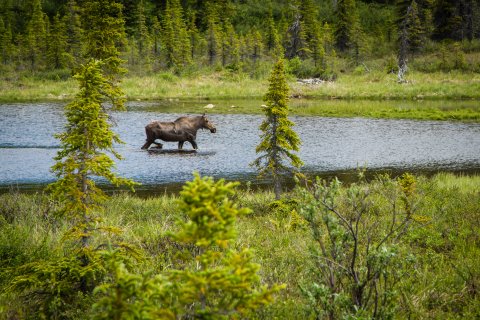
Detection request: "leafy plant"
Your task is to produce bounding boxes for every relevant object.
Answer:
[298,173,419,319]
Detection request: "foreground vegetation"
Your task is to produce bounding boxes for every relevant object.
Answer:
[1,173,479,318]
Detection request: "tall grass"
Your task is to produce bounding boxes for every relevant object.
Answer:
[1,173,479,318]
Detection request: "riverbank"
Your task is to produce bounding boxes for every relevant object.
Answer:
[1,70,479,122]
[1,172,479,318]
[2,70,480,102]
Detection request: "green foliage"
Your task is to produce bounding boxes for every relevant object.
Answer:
[23,0,47,70]
[162,0,192,69]
[85,174,282,319]
[298,173,419,318]
[47,59,135,220]
[170,173,282,318]
[1,174,480,318]
[92,250,174,320]
[81,0,127,80]
[173,173,250,248]
[47,13,68,69]
[63,0,83,66]
[335,0,359,52]
[5,60,138,318]
[252,59,303,199]
[0,17,14,64]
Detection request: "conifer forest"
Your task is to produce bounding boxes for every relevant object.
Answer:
[0,0,480,319]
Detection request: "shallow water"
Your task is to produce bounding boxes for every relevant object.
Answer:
[1,102,479,193]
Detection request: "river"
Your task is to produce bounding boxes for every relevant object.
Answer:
[1,101,479,194]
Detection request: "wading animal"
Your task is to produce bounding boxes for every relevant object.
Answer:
[141,114,216,150]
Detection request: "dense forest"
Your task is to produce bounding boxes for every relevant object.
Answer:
[1,0,480,79]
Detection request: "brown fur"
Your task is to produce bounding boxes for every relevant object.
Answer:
[141,115,216,150]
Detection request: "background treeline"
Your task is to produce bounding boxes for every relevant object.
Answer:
[1,0,480,80]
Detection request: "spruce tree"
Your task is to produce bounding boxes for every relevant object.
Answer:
[63,0,83,66]
[134,0,151,62]
[300,0,323,65]
[407,0,423,54]
[48,59,136,251]
[47,59,137,294]
[250,28,264,65]
[9,60,137,317]
[205,3,222,65]
[252,59,303,200]
[92,174,282,318]
[47,13,68,69]
[151,15,162,59]
[24,0,47,70]
[170,174,283,318]
[221,20,239,68]
[81,0,127,83]
[285,10,308,59]
[0,17,14,65]
[186,10,202,61]
[335,0,358,52]
[265,10,283,58]
[162,0,191,68]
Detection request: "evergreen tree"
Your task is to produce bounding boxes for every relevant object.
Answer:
[265,10,284,58]
[162,0,191,68]
[24,0,47,70]
[48,59,136,249]
[63,0,83,66]
[250,28,264,65]
[252,59,303,200]
[321,22,337,74]
[221,20,240,68]
[170,173,283,318]
[0,17,14,65]
[150,15,162,59]
[300,0,323,64]
[91,174,282,318]
[285,10,308,59]
[335,0,357,52]
[134,0,151,61]
[47,13,68,69]
[9,60,138,318]
[205,3,222,65]
[407,0,423,54]
[186,10,204,61]
[81,0,127,82]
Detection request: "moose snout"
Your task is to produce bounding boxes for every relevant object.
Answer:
[210,128,217,133]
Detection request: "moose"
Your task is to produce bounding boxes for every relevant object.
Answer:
[141,114,216,150]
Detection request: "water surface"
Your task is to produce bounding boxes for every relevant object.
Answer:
[1,102,479,193]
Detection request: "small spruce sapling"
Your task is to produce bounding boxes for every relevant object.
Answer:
[252,59,303,199]
[170,173,283,318]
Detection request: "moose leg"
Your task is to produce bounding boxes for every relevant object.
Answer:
[190,140,198,150]
[153,142,163,149]
[141,140,153,150]
[178,141,184,150]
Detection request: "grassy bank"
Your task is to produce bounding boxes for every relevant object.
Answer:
[1,70,480,102]
[1,173,479,318]
[1,70,480,122]
[1,69,480,123]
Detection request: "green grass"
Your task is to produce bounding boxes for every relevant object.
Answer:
[1,173,479,318]
[1,69,479,121]
[1,69,480,102]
